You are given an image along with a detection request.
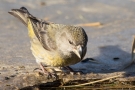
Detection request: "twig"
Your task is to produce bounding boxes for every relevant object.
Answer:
[61,74,123,87]
[76,22,102,27]
[132,36,135,62]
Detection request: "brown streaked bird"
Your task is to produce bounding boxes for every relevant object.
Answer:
[8,7,88,78]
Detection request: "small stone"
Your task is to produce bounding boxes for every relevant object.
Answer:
[19,66,25,69]
[76,72,81,75]
[10,75,16,77]
[61,73,66,76]
[6,84,10,86]
[5,77,10,80]
[15,69,18,71]
[70,72,74,75]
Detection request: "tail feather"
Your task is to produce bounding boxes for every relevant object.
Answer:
[8,7,36,26]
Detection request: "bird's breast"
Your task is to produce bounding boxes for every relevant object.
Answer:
[46,52,81,67]
[30,38,81,67]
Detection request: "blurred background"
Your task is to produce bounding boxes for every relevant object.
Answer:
[0,0,135,73]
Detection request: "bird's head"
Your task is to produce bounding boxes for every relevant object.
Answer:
[58,26,88,60]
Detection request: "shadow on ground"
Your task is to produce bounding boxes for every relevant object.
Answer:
[72,45,132,74]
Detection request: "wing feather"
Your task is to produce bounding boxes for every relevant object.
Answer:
[29,18,57,51]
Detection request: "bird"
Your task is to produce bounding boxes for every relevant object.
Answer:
[8,7,88,78]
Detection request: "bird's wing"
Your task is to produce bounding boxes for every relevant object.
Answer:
[29,18,57,51]
[9,7,57,51]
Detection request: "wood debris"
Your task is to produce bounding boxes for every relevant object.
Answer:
[76,22,102,27]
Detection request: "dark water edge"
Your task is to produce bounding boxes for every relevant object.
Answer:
[21,87,135,90]
[20,83,135,90]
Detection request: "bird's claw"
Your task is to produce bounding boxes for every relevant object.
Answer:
[69,71,83,75]
[33,68,58,80]
[64,66,84,75]
[47,72,58,80]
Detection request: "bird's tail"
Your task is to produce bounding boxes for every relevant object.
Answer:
[8,7,37,26]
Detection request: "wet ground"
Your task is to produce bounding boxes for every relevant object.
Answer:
[0,0,135,89]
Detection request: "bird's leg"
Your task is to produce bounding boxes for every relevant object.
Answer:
[65,66,83,74]
[34,63,58,79]
[39,63,49,74]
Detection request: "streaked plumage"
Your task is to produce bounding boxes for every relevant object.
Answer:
[8,7,88,78]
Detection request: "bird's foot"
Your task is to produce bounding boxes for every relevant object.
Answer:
[34,62,58,79]
[64,66,84,75]
[33,68,58,79]
[47,72,58,79]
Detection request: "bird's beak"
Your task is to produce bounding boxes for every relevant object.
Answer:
[73,45,83,60]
